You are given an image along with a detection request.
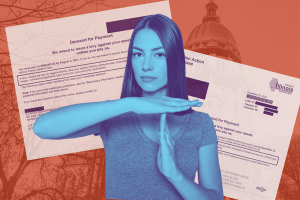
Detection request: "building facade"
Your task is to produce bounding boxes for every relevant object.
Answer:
[185,0,241,63]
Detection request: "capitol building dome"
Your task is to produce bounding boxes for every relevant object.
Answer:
[185,0,241,63]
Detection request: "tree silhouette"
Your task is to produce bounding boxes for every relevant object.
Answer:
[0,0,114,199]
[276,134,300,200]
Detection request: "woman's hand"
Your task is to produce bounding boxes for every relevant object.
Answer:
[129,96,202,115]
[157,113,181,180]
[157,114,223,200]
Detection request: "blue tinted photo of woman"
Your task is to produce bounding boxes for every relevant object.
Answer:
[33,14,223,200]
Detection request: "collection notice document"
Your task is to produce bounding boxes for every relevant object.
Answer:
[6,1,300,200]
[5,1,172,160]
[185,49,300,200]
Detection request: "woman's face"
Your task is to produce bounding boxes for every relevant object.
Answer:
[132,29,168,96]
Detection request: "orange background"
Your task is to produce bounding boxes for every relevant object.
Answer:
[170,0,300,137]
[1,0,299,199]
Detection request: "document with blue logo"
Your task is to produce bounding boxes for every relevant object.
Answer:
[185,49,300,200]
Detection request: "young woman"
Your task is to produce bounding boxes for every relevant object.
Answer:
[33,14,223,200]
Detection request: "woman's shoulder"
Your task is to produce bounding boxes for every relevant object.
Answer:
[187,110,215,130]
[188,110,218,147]
[189,110,214,123]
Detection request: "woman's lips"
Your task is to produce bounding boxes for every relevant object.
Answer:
[141,76,157,82]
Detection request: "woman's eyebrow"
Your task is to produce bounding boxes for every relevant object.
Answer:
[132,47,144,52]
[151,46,164,51]
[132,46,164,52]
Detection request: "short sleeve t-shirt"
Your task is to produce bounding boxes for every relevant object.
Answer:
[94,110,218,200]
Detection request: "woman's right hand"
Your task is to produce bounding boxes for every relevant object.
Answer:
[129,96,202,114]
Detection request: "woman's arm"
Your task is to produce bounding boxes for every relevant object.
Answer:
[168,143,223,200]
[33,96,200,140]
[157,114,223,199]
[33,98,131,139]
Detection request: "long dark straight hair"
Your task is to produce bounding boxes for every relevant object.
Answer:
[120,14,193,115]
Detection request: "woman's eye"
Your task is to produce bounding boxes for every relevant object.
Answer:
[133,53,143,57]
[155,53,165,58]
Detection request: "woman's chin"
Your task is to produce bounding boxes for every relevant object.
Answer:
[141,86,168,96]
[142,87,160,93]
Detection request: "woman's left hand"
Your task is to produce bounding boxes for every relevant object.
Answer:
[157,113,181,180]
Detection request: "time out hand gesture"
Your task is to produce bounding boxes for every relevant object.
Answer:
[157,113,180,180]
[130,96,202,115]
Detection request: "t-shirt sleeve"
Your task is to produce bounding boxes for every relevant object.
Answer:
[93,121,107,138]
[198,113,218,148]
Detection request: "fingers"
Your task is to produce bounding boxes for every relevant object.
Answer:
[163,105,191,113]
[159,113,175,149]
[161,96,203,108]
[161,96,187,101]
[160,113,167,141]
[162,97,199,106]
[157,114,165,169]
[165,123,174,148]
[197,102,203,107]
[157,142,162,169]
[161,96,202,106]
[159,113,168,152]
[165,121,175,146]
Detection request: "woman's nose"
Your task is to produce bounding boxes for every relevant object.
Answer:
[142,56,153,71]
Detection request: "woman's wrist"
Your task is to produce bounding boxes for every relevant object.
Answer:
[167,167,183,183]
[168,169,222,200]
[120,97,135,113]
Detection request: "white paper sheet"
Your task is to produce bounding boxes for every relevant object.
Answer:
[5,1,172,160]
[185,49,300,200]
